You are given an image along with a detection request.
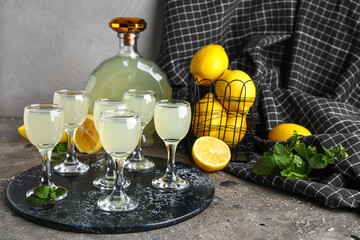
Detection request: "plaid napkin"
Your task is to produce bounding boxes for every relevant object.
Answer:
[157,0,360,208]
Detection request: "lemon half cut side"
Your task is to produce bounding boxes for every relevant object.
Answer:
[192,136,231,172]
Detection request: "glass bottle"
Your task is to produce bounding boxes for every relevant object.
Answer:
[85,17,172,146]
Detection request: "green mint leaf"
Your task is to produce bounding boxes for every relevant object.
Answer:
[274,153,292,170]
[287,135,297,143]
[55,187,67,197]
[27,194,50,207]
[53,143,67,153]
[294,160,310,176]
[33,186,50,199]
[280,168,292,178]
[286,130,305,143]
[293,130,305,139]
[339,144,345,152]
[49,192,57,200]
[330,147,340,153]
[307,145,317,156]
[264,151,272,157]
[287,141,298,152]
[273,143,289,156]
[287,171,308,180]
[339,146,348,160]
[293,155,304,167]
[281,164,308,179]
[327,157,335,164]
[273,144,292,169]
[308,154,328,169]
[252,156,280,175]
[322,146,332,157]
[52,153,66,160]
[297,143,309,160]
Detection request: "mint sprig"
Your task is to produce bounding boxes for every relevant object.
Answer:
[53,142,67,153]
[52,142,67,160]
[27,185,66,207]
[252,131,348,179]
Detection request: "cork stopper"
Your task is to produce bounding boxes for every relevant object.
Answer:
[109,17,147,33]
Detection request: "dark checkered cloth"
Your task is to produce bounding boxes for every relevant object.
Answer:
[157,0,360,208]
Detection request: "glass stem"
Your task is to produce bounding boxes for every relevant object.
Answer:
[164,142,178,182]
[40,149,54,187]
[136,127,144,153]
[111,156,127,201]
[65,129,78,164]
[104,155,115,180]
[130,127,144,162]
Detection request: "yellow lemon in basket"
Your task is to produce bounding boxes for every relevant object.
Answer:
[18,125,67,143]
[268,123,312,142]
[192,93,227,138]
[190,44,229,86]
[222,113,247,147]
[192,136,231,172]
[215,69,256,114]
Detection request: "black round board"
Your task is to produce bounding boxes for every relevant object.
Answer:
[6,155,214,234]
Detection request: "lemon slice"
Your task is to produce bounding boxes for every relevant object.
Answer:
[192,136,231,172]
[75,114,102,155]
[18,125,67,143]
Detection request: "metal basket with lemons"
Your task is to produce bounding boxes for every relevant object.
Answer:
[188,44,259,172]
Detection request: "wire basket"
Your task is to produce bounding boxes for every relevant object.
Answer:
[186,75,260,162]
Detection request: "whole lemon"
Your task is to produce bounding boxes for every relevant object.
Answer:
[192,92,227,138]
[215,69,256,114]
[190,44,229,86]
[268,123,312,141]
[221,113,247,147]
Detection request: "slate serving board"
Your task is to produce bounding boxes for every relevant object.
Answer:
[6,155,214,234]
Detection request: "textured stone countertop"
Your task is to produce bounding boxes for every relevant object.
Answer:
[1,117,360,240]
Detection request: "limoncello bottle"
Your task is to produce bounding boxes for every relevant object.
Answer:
[85,17,172,146]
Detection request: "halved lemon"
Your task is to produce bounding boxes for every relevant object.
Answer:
[192,136,231,172]
[18,125,67,143]
[75,114,102,155]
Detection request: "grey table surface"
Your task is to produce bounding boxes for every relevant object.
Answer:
[1,117,360,240]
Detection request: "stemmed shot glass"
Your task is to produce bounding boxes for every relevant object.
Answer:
[123,89,156,172]
[152,99,191,191]
[92,98,131,191]
[97,110,141,212]
[53,90,89,176]
[23,104,67,200]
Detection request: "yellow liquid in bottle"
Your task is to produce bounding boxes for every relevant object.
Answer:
[85,55,172,145]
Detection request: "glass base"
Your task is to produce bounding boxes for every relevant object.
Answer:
[26,185,68,202]
[125,157,155,172]
[97,194,138,212]
[53,161,89,176]
[93,176,131,191]
[152,175,189,191]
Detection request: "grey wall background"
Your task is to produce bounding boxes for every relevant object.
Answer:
[0,0,166,117]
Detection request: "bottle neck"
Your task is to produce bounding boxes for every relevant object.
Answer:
[118,33,139,58]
